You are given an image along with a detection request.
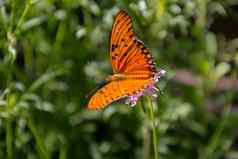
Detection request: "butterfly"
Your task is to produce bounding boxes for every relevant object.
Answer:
[87,9,165,109]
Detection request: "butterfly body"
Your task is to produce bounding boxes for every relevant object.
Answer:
[87,10,159,109]
[106,74,127,81]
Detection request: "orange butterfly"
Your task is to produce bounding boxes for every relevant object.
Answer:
[87,9,165,109]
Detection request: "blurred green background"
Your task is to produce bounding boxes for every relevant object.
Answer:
[0,0,238,159]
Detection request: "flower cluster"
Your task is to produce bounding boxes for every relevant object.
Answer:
[126,69,166,106]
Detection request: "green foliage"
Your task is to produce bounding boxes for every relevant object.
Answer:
[0,0,237,159]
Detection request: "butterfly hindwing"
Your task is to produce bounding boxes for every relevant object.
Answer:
[88,79,152,109]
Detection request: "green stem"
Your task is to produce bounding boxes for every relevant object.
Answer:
[6,73,13,159]
[5,1,29,158]
[9,0,16,32]
[59,146,66,159]
[6,71,13,159]
[6,118,13,159]
[0,6,8,32]
[139,100,151,159]
[52,21,66,64]
[147,97,159,159]
[14,0,32,34]
[28,116,50,159]
[6,50,14,159]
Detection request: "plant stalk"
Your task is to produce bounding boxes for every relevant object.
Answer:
[147,97,159,159]
[28,117,50,159]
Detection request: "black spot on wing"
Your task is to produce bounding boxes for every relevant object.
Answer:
[141,46,146,52]
[123,52,128,57]
[111,44,118,52]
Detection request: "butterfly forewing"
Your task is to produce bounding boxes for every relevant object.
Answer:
[109,10,156,77]
[109,10,134,73]
[118,40,156,77]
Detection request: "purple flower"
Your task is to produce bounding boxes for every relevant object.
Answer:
[125,69,166,107]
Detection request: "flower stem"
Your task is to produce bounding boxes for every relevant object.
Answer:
[6,68,13,159]
[14,0,32,34]
[6,41,14,159]
[147,97,159,159]
[139,100,151,159]
[6,118,13,159]
[59,146,67,159]
[28,116,50,159]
